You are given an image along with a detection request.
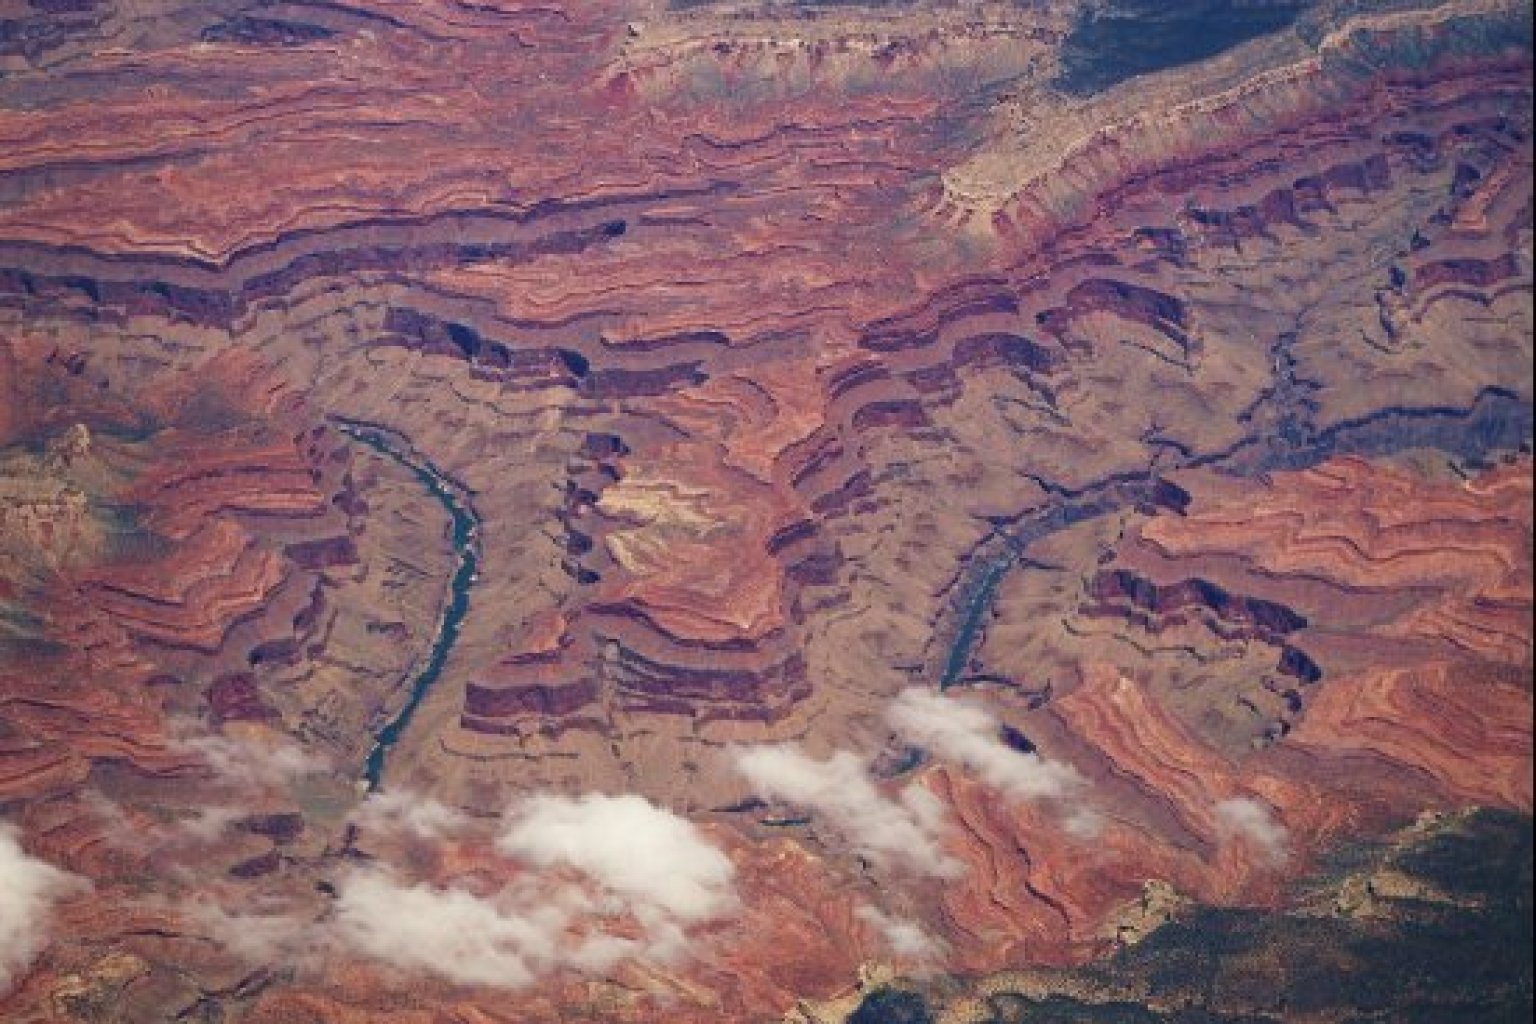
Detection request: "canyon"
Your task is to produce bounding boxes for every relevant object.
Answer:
[0,0,1529,1021]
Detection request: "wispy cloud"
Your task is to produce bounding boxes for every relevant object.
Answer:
[96,791,244,848]
[1214,797,1289,866]
[349,789,469,840]
[202,792,739,990]
[730,690,1089,878]
[733,746,960,877]
[171,726,330,790]
[86,727,332,858]
[856,905,943,964]
[331,871,587,988]
[887,689,1085,802]
[497,793,738,948]
[0,825,86,992]
[194,897,319,965]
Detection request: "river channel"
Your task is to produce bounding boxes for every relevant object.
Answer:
[938,387,1532,689]
[336,419,481,792]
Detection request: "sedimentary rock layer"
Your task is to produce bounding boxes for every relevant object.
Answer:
[0,0,1528,1021]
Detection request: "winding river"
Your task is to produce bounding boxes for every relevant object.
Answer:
[938,387,1533,689]
[336,419,481,792]
[332,382,1528,776]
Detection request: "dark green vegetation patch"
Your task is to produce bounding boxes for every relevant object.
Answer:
[1057,0,1309,96]
[856,810,1532,1023]
[849,987,935,1024]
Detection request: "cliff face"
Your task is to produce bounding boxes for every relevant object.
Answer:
[0,0,1529,1021]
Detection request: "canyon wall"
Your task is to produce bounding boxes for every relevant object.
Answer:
[0,0,1528,1021]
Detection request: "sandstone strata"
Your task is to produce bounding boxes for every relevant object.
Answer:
[0,0,1529,1021]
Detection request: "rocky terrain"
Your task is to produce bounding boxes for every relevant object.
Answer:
[843,808,1533,1023]
[0,0,1529,1021]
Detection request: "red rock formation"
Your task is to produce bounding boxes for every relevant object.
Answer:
[928,456,1530,976]
[76,519,286,653]
[1292,662,1531,809]
[1126,456,1534,810]
[0,0,1528,1020]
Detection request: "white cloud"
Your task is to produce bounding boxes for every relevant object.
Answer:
[497,794,737,929]
[729,692,1090,878]
[733,746,960,877]
[1214,797,1289,866]
[208,793,739,990]
[332,872,589,988]
[349,790,469,840]
[887,689,1085,803]
[856,905,942,963]
[0,825,86,992]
